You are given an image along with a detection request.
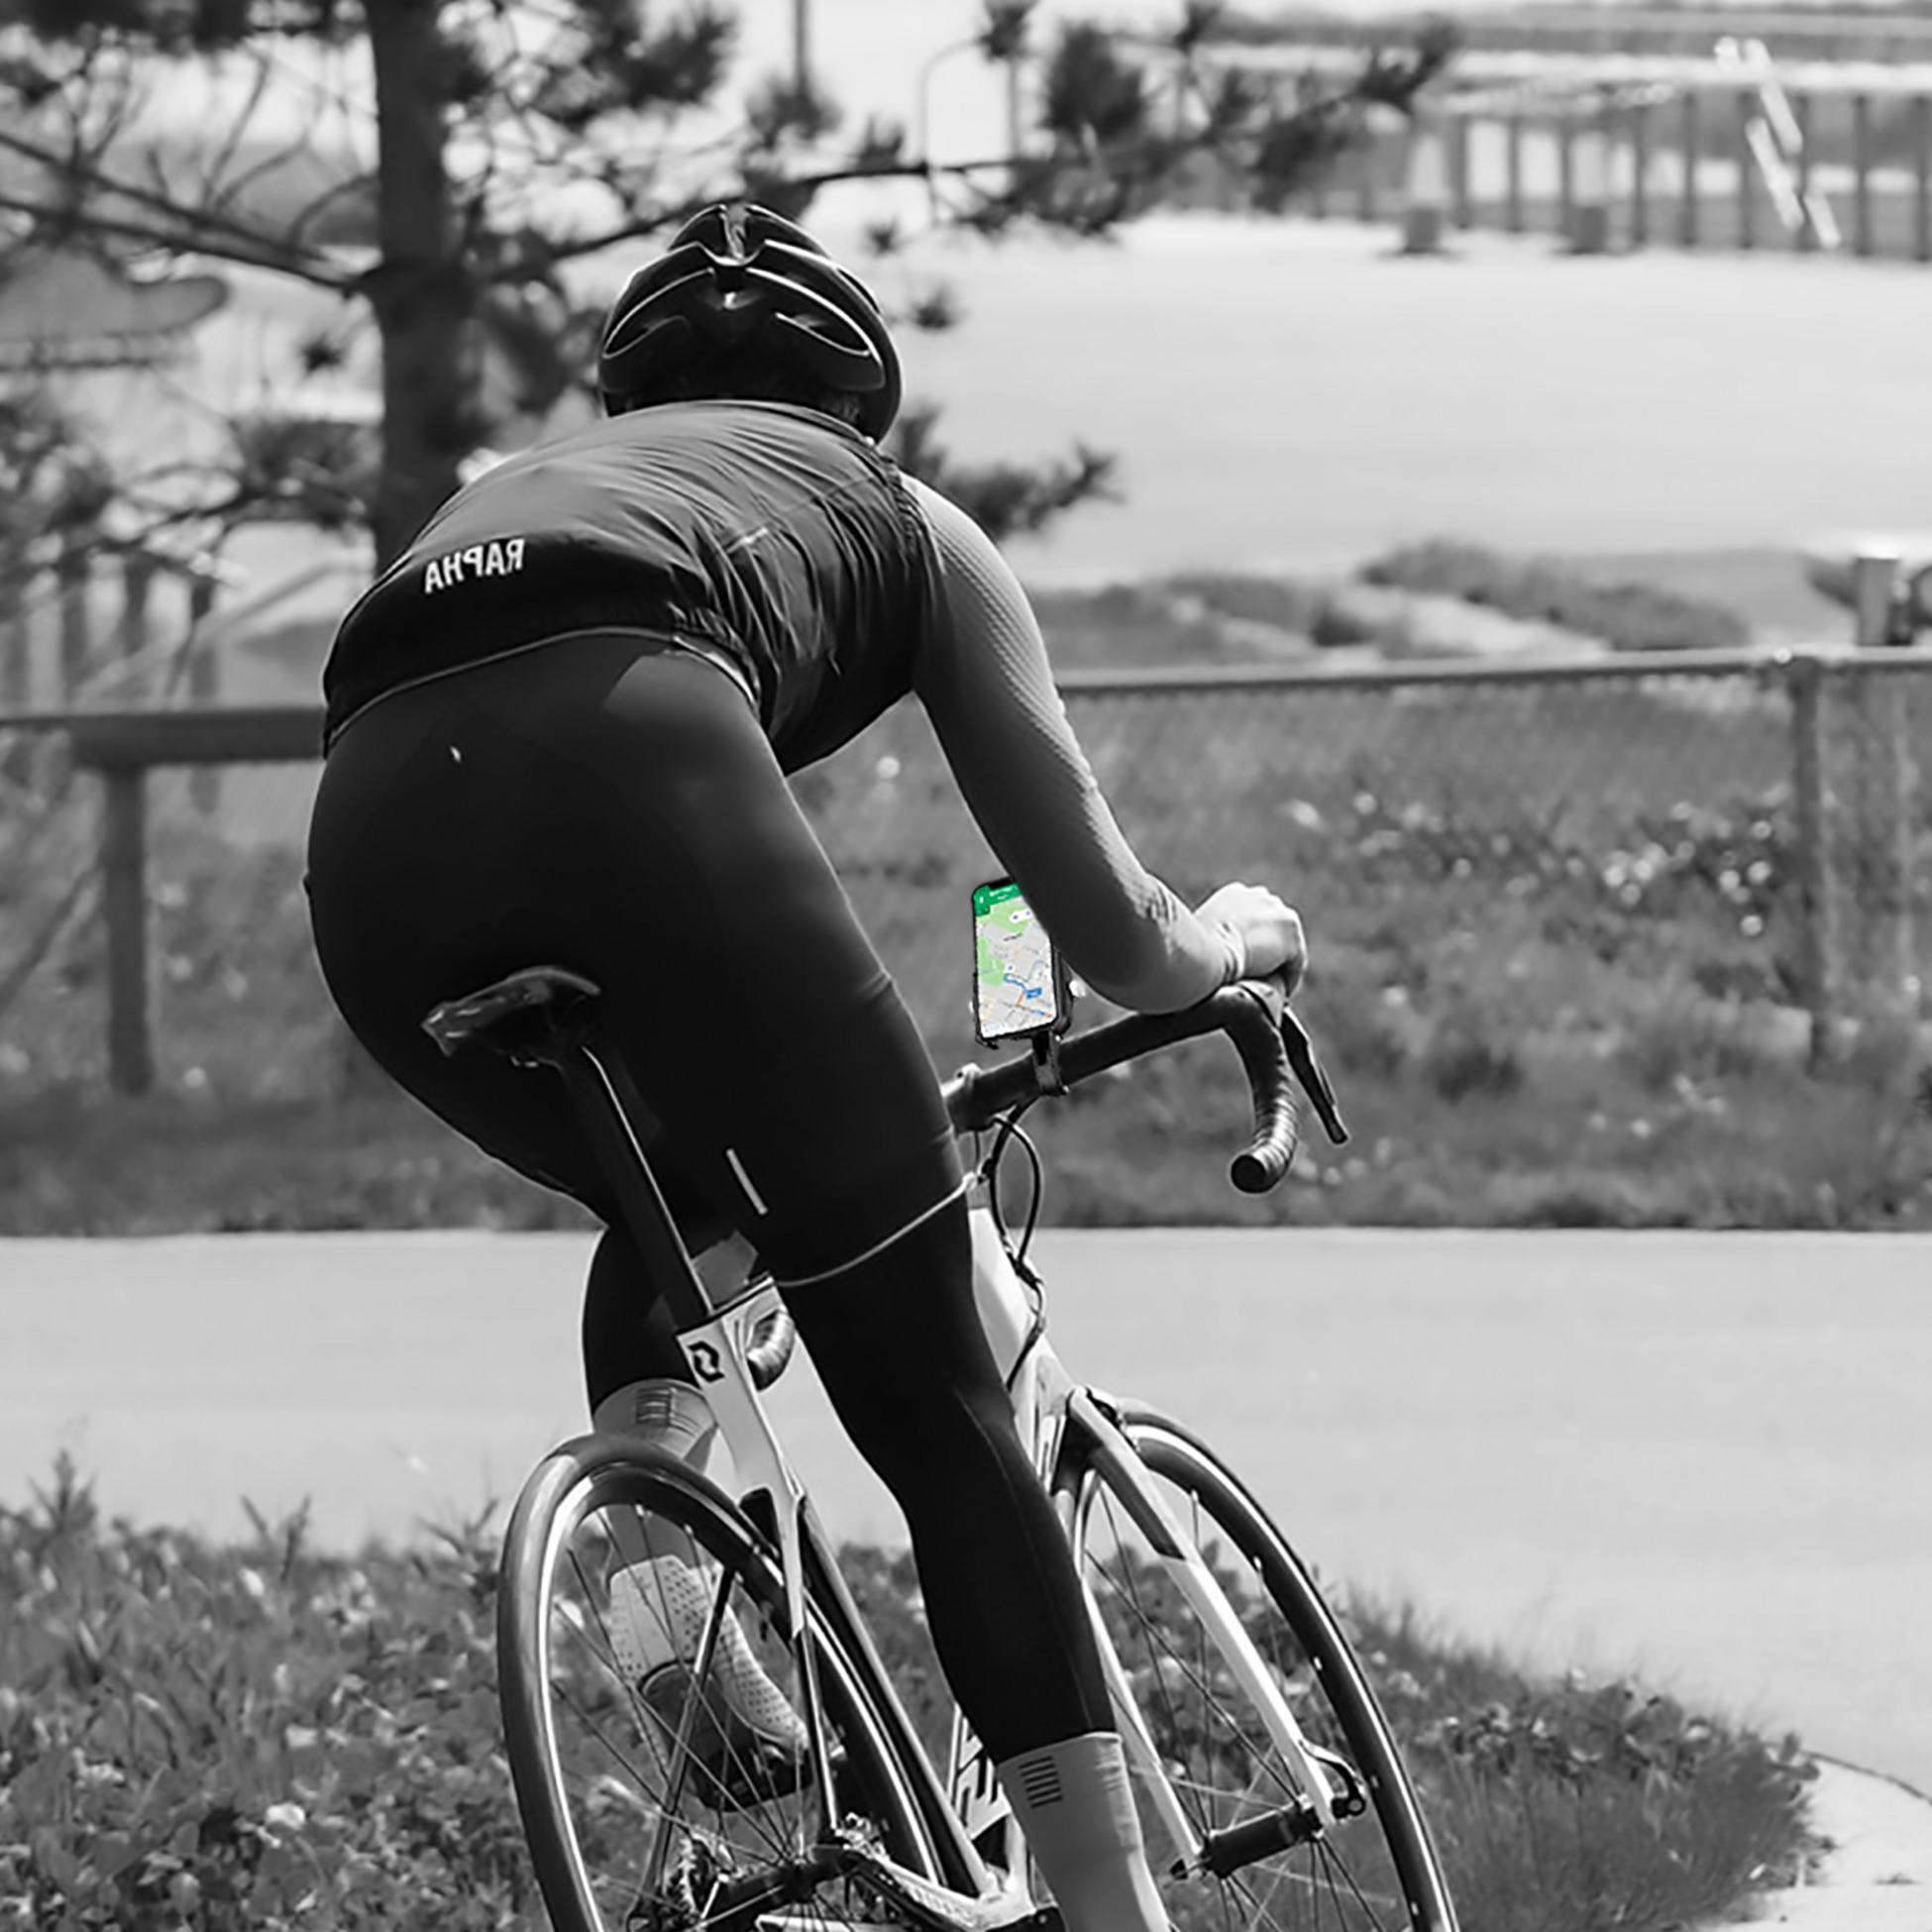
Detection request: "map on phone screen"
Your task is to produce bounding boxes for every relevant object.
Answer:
[974,880,1059,1038]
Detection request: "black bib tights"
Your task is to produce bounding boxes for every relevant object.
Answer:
[306,634,1108,1760]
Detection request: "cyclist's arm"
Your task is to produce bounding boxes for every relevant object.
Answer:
[903,476,1240,1013]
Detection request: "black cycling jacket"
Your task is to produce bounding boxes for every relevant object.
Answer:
[321,399,939,770]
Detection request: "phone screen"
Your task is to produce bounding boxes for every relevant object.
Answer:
[972,878,1064,1043]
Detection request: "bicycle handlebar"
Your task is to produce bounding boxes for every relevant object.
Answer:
[706,986,1346,1397]
[941,980,1348,1196]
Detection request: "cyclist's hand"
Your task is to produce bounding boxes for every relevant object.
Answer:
[1195,882,1307,994]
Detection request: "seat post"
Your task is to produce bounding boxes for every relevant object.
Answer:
[420,967,722,1330]
[553,1043,719,1336]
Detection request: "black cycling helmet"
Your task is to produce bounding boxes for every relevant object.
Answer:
[597,201,903,440]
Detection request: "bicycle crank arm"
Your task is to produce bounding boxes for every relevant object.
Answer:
[830,1830,1059,1932]
[637,1843,848,1932]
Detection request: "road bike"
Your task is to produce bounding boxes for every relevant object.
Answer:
[422,963,1460,1932]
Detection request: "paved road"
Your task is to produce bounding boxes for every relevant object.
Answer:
[4,1228,1928,1795]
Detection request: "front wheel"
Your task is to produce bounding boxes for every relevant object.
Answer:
[1054,1404,1458,1932]
[497,1435,947,1932]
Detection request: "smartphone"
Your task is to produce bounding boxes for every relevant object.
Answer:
[972,877,1070,1045]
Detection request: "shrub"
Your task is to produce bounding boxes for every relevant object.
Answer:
[1616,994,1788,1095]
[1359,540,1752,654]
[1161,572,1332,635]
[1351,1604,1816,1932]
[1030,583,1230,668]
[1310,598,1382,648]
[0,1461,533,1930]
[1420,995,1528,1104]
[1305,971,1414,1083]
[1161,572,1403,653]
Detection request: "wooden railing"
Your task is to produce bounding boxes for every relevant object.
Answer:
[1188,33,1932,263]
[5,706,322,1095]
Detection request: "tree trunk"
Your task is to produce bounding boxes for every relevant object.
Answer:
[365,0,470,571]
[340,0,472,1099]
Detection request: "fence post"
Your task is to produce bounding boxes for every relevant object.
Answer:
[1849,550,1920,1008]
[1400,112,1449,256]
[186,572,222,814]
[1556,108,1575,240]
[57,546,91,698]
[1854,549,1901,650]
[0,571,26,713]
[100,761,156,1095]
[1678,87,1702,248]
[1568,98,1612,253]
[118,550,155,702]
[1,572,27,784]
[1852,92,1874,257]
[1736,85,1758,251]
[0,580,24,784]
[1504,112,1524,232]
[1787,654,1839,1068]
[1630,96,1652,247]
[1914,94,1932,265]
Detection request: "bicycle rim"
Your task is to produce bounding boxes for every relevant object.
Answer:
[1056,1405,1458,1932]
[499,1436,942,1932]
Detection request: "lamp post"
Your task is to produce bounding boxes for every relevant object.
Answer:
[915,38,979,216]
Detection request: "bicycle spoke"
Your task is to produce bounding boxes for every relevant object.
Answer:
[500,1442,959,1932]
[1059,1411,1456,1932]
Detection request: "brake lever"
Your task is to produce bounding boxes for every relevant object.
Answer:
[1281,1009,1349,1146]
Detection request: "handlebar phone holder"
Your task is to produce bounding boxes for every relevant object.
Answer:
[1029,1027,1067,1097]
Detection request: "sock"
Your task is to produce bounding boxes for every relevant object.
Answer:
[997,1732,1166,1932]
[592,1378,718,1572]
[592,1376,717,1463]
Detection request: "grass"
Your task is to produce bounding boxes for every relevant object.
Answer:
[1359,1602,1817,1932]
[0,1458,1818,1932]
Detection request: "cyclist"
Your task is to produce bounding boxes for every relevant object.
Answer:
[306,201,1304,1932]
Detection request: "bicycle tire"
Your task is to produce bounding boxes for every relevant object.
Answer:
[1053,1404,1459,1932]
[498,1434,950,1932]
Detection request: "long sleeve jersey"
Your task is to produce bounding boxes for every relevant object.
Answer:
[320,399,1237,1012]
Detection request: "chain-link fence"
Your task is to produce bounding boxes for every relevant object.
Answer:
[3,648,1929,1101]
[821,651,1932,1076]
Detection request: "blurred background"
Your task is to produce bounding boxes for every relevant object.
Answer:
[5,0,1932,1234]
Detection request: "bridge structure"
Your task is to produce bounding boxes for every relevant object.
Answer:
[1136,8,1932,261]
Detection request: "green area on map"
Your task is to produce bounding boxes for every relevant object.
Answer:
[975,882,1032,989]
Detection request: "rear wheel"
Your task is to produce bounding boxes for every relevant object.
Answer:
[1055,1405,1458,1932]
[498,1435,945,1932]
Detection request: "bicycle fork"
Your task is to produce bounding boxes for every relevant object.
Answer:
[947,1214,1345,1890]
[1063,1390,1342,1865]
[944,1382,1342,1892]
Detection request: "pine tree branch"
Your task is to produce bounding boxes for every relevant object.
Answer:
[0,125,355,286]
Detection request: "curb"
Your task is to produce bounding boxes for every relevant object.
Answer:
[1715,1758,1932,1929]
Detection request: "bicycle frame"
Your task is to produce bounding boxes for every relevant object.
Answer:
[663,1168,1342,1910]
